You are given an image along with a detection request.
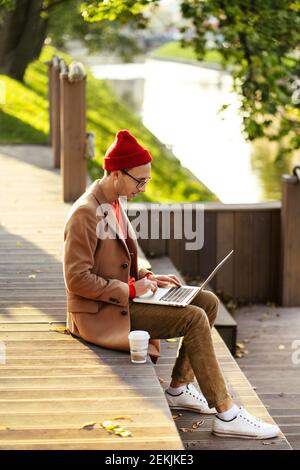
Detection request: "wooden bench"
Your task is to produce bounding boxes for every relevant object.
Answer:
[0,145,183,450]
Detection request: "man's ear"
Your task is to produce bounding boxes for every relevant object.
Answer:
[111,170,119,182]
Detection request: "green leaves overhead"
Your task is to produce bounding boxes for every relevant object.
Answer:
[80,0,300,151]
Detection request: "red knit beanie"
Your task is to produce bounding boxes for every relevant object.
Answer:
[103,130,152,171]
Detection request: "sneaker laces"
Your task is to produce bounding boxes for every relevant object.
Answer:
[239,407,262,427]
[185,384,207,404]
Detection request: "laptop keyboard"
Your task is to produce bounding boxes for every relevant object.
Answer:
[160,287,195,303]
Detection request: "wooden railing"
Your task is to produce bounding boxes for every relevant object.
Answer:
[48,56,89,202]
[128,201,281,304]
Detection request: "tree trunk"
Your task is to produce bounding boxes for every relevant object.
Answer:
[0,0,48,82]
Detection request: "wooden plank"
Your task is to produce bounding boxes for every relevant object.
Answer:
[270,209,282,304]
[234,212,253,302]
[252,211,271,302]
[0,376,158,390]
[198,211,217,287]
[216,212,235,298]
[0,438,182,451]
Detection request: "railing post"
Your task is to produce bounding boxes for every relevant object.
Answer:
[47,61,53,146]
[281,167,300,306]
[51,56,61,169]
[60,62,87,202]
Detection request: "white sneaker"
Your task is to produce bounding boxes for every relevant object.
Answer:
[212,407,280,439]
[165,383,216,414]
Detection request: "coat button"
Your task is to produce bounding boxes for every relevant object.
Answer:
[103,211,108,217]
[121,310,127,315]
[121,262,129,268]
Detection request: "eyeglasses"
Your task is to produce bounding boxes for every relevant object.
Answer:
[121,169,152,190]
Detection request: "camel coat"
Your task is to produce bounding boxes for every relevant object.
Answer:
[63,178,160,363]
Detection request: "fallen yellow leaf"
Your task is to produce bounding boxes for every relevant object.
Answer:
[166,339,177,343]
[79,421,97,430]
[100,419,132,438]
[114,429,132,437]
[192,420,204,429]
[50,326,70,335]
[235,351,244,358]
[108,415,133,421]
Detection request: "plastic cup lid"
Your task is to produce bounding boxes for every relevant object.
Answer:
[128,330,150,340]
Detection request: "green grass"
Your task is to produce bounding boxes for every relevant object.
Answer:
[0,45,217,202]
[152,41,224,66]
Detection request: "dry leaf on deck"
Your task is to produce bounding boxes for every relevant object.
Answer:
[79,421,97,430]
[192,420,204,429]
[172,413,182,420]
[108,415,133,421]
[100,420,132,437]
[101,420,119,430]
[166,339,177,343]
[235,351,244,358]
[50,326,70,335]
[168,345,177,349]
[114,429,132,437]
[28,274,36,279]
[278,345,285,350]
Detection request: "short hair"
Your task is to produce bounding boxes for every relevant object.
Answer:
[104,168,128,176]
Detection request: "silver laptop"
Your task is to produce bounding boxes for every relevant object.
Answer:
[133,250,234,307]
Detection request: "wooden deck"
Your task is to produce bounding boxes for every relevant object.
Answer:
[0,145,183,450]
[234,305,300,450]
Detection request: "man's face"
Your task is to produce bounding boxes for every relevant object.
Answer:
[113,163,151,200]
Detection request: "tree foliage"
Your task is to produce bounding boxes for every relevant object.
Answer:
[82,0,300,150]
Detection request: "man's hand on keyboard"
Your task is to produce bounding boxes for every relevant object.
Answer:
[146,274,182,288]
[134,277,158,296]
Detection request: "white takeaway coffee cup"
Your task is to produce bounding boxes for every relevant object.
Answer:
[128,330,150,364]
